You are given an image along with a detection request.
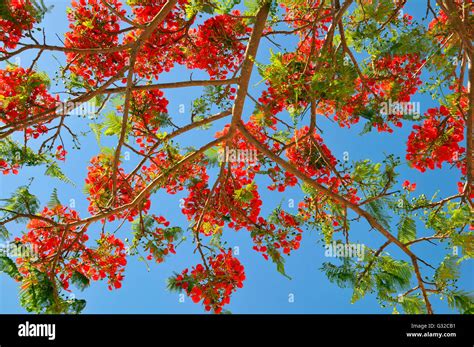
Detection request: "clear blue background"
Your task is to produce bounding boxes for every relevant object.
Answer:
[1,0,472,314]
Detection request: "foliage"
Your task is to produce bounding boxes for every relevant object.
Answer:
[0,0,472,316]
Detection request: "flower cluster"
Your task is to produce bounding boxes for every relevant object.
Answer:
[0,0,38,51]
[364,54,424,132]
[85,153,150,221]
[406,106,465,172]
[258,52,315,116]
[126,0,189,79]
[0,159,19,175]
[55,145,67,161]
[182,172,263,235]
[252,210,303,261]
[266,165,298,192]
[371,54,424,101]
[427,2,463,47]
[173,249,245,313]
[286,126,336,178]
[65,0,127,86]
[142,215,180,264]
[280,1,332,33]
[142,149,207,195]
[89,233,127,290]
[183,123,267,234]
[130,89,169,148]
[185,11,251,79]
[0,66,59,138]
[16,206,127,291]
[402,180,416,192]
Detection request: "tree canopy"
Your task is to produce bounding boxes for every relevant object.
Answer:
[0,0,472,314]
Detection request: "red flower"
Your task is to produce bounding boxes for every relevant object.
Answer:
[0,0,38,51]
[406,106,465,173]
[402,180,416,192]
[55,145,67,161]
[65,0,128,85]
[0,66,58,138]
[173,250,245,313]
[85,153,151,221]
[16,206,127,292]
[185,12,249,79]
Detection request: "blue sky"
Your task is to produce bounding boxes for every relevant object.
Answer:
[0,0,472,314]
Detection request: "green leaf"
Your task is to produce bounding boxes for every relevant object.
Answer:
[400,295,427,314]
[45,162,75,186]
[276,260,291,280]
[446,290,474,314]
[301,183,317,196]
[204,147,220,167]
[268,247,291,280]
[209,231,222,248]
[89,122,105,147]
[451,232,474,259]
[67,298,87,314]
[434,256,460,288]
[71,271,90,291]
[321,260,356,288]
[166,273,184,293]
[0,137,49,168]
[233,182,256,203]
[65,73,87,91]
[0,225,9,240]
[366,199,392,231]
[397,216,416,244]
[103,112,127,137]
[377,256,412,291]
[47,188,62,209]
[82,19,94,29]
[1,185,40,218]
[19,270,55,313]
[0,255,21,280]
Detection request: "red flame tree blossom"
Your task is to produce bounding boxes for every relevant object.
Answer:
[0,0,472,314]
